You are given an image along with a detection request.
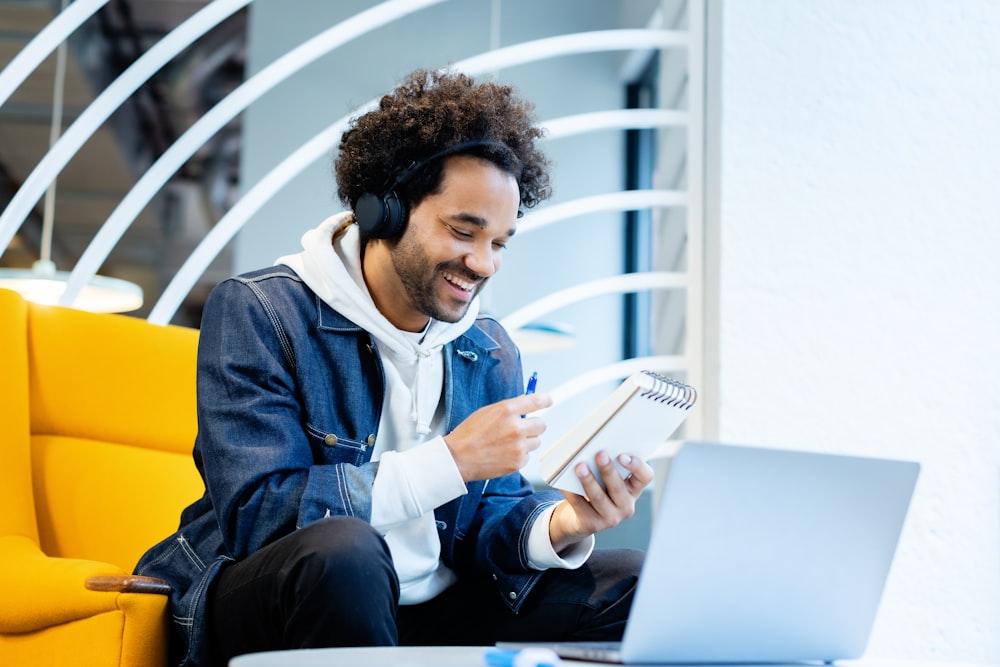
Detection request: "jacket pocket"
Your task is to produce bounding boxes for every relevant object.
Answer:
[305,423,373,465]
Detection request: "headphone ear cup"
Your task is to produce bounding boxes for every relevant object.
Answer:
[355,192,387,237]
[379,190,407,239]
[355,190,407,239]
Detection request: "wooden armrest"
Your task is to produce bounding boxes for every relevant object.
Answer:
[85,575,172,595]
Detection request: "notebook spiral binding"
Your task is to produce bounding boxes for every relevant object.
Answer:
[639,371,698,410]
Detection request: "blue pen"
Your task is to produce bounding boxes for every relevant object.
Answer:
[521,372,538,418]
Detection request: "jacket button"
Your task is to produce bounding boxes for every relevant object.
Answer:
[508,592,517,600]
[324,434,338,446]
[492,574,498,581]
[366,434,376,446]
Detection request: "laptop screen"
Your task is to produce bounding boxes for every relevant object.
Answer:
[619,441,919,664]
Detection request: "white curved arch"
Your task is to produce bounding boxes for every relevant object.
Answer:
[128,28,684,323]
[456,29,687,73]
[518,189,687,236]
[76,26,686,314]
[0,0,108,108]
[59,0,447,308]
[499,272,686,332]
[545,355,686,407]
[146,115,357,324]
[0,0,252,256]
[540,109,688,140]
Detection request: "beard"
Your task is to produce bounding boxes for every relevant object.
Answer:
[389,232,486,323]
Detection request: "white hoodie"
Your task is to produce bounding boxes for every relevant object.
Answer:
[277,213,591,604]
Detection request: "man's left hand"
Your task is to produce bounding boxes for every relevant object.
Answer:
[548,451,654,553]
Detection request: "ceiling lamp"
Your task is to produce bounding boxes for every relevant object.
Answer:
[0,260,143,313]
[0,0,142,313]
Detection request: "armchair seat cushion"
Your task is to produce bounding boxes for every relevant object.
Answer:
[0,534,169,666]
[0,535,132,634]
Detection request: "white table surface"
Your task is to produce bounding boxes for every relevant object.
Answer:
[230,646,993,667]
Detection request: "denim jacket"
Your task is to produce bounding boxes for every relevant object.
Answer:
[135,265,563,666]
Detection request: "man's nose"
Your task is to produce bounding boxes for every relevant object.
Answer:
[464,242,499,278]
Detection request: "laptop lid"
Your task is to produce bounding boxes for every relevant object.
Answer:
[618,441,919,664]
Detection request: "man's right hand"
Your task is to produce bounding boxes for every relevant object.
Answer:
[443,392,552,482]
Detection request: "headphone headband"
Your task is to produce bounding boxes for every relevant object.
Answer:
[388,139,511,191]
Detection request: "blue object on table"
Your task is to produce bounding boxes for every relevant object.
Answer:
[483,647,561,667]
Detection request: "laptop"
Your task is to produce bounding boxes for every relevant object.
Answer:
[503,441,919,664]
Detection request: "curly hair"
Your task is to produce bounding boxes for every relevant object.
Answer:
[335,69,551,218]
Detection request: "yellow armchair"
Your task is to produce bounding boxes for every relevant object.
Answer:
[0,288,203,667]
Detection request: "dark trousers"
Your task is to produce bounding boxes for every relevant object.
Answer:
[209,516,642,664]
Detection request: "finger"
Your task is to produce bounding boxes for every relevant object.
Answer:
[594,450,632,505]
[519,412,548,435]
[618,454,655,494]
[575,460,617,515]
[509,391,553,416]
[523,434,543,453]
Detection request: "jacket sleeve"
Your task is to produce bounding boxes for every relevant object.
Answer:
[194,276,376,558]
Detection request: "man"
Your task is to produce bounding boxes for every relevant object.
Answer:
[136,69,652,667]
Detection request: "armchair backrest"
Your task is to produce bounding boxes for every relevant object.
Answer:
[0,288,204,571]
[0,290,38,543]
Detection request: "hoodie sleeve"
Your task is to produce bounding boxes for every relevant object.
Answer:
[370,436,468,532]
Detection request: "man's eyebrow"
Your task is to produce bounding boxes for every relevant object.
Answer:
[447,212,517,237]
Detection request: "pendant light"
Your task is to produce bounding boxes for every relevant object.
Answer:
[0,0,143,313]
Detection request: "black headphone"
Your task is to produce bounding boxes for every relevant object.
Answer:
[354,139,510,240]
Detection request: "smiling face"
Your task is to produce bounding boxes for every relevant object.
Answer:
[361,154,520,332]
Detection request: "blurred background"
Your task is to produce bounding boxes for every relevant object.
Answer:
[1,1,997,662]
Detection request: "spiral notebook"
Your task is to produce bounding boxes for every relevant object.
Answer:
[538,371,697,496]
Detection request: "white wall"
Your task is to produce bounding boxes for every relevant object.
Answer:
[715,0,1000,661]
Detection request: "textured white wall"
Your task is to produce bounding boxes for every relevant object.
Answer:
[715,0,1000,661]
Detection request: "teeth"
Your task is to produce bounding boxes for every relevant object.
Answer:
[443,271,475,291]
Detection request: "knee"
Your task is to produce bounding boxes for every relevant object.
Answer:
[269,518,399,647]
[615,548,644,577]
[284,517,396,598]
[292,516,389,561]
[589,548,644,579]
[585,548,644,604]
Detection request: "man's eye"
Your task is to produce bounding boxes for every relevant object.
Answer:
[448,225,474,239]
[493,241,508,250]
